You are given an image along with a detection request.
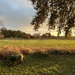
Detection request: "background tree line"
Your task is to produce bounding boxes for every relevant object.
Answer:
[1,27,26,38]
[0,27,52,39]
[0,27,75,39]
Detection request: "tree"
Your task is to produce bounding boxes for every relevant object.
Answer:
[33,33,41,39]
[1,27,7,38]
[1,27,7,31]
[1,28,26,38]
[30,0,75,38]
[42,33,51,39]
[0,32,5,39]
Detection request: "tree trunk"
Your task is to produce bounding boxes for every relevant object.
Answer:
[57,28,61,38]
[65,28,69,39]
[57,33,60,38]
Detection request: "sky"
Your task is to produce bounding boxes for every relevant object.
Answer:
[0,0,51,35]
[0,0,74,36]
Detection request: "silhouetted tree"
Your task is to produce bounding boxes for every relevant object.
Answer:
[1,28,26,38]
[1,27,7,31]
[26,34,31,39]
[1,27,7,38]
[30,0,75,38]
[33,33,41,39]
[42,33,51,39]
[0,32,5,39]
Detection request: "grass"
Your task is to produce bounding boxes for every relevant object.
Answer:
[0,54,75,75]
[0,39,75,75]
[0,39,75,49]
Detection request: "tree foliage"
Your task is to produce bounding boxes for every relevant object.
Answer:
[30,0,75,38]
[1,28,26,38]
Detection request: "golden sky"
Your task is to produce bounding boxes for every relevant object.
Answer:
[0,0,75,36]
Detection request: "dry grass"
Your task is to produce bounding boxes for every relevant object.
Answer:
[0,46,20,60]
[0,39,75,60]
[0,46,75,60]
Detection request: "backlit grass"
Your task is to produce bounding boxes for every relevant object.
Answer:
[0,39,75,49]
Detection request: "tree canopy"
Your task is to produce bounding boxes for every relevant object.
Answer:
[30,0,75,38]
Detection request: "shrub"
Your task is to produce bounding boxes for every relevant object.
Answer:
[59,50,70,55]
[0,33,5,39]
[47,49,60,55]
[32,50,48,58]
[70,50,75,54]
[3,53,25,66]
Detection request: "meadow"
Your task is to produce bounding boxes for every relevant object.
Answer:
[0,39,75,75]
[0,39,75,49]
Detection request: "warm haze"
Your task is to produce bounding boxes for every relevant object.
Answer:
[0,0,75,36]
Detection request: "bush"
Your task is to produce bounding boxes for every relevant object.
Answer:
[0,33,5,39]
[59,50,70,55]
[70,50,75,54]
[47,49,60,55]
[47,49,71,55]
[3,53,25,66]
[31,50,48,58]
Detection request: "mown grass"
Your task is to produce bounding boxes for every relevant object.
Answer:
[0,54,75,75]
[0,39,75,49]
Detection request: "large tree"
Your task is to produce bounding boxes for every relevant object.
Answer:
[30,0,75,38]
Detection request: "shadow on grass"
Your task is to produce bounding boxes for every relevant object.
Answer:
[0,54,75,75]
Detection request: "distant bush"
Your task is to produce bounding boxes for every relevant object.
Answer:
[26,34,31,39]
[0,33,5,39]
[42,33,51,39]
[33,33,41,39]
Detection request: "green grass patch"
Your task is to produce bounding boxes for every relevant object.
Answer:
[0,55,75,75]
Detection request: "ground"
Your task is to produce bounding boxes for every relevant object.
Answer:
[0,39,75,49]
[0,54,75,75]
[0,39,75,75]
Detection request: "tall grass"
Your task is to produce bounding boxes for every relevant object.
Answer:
[0,39,75,59]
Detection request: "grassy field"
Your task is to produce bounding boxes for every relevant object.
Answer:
[0,39,75,75]
[0,55,75,75]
